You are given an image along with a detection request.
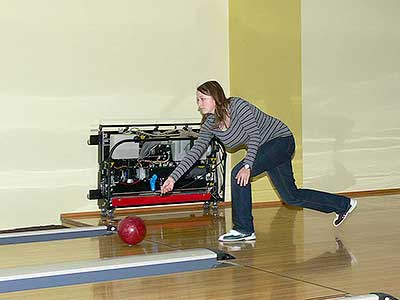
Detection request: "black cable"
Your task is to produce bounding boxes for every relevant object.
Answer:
[176,141,226,190]
[178,160,224,189]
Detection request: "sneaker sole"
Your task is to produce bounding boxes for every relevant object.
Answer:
[218,235,256,242]
[348,199,358,214]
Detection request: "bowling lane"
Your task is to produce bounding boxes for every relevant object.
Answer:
[0,264,341,300]
[63,209,227,250]
[65,209,222,229]
[0,232,175,269]
[0,208,226,270]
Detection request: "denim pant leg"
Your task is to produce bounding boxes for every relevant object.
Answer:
[230,136,296,234]
[230,136,351,233]
[267,160,350,214]
[251,136,350,214]
[231,163,254,234]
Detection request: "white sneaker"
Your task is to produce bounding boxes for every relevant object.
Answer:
[218,229,256,242]
[333,199,358,227]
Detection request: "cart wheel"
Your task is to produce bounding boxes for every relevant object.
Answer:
[101,207,115,220]
[100,208,108,218]
[106,208,115,219]
[212,201,219,209]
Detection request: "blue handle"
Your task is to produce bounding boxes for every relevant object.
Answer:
[150,174,158,191]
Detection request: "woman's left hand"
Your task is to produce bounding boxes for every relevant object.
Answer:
[235,167,251,187]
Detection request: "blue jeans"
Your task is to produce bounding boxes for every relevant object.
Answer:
[231,135,351,234]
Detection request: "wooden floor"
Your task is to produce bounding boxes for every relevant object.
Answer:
[1,194,400,300]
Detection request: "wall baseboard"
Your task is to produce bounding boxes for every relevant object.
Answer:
[60,188,400,220]
[338,188,400,198]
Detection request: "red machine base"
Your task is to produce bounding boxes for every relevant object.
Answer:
[111,192,212,207]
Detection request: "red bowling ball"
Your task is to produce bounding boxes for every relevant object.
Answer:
[117,216,146,245]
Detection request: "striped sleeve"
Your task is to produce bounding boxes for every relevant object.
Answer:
[169,121,213,182]
[236,100,261,169]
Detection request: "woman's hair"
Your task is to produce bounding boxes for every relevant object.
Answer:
[197,80,230,128]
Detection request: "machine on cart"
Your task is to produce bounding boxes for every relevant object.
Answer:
[87,122,227,218]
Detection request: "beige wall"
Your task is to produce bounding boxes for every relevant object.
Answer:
[229,0,302,202]
[302,0,400,192]
[0,0,229,229]
[4,0,398,230]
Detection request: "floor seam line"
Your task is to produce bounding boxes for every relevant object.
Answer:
[240,264,349,294]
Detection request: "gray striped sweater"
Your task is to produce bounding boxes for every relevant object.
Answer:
[169,97,292,181]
